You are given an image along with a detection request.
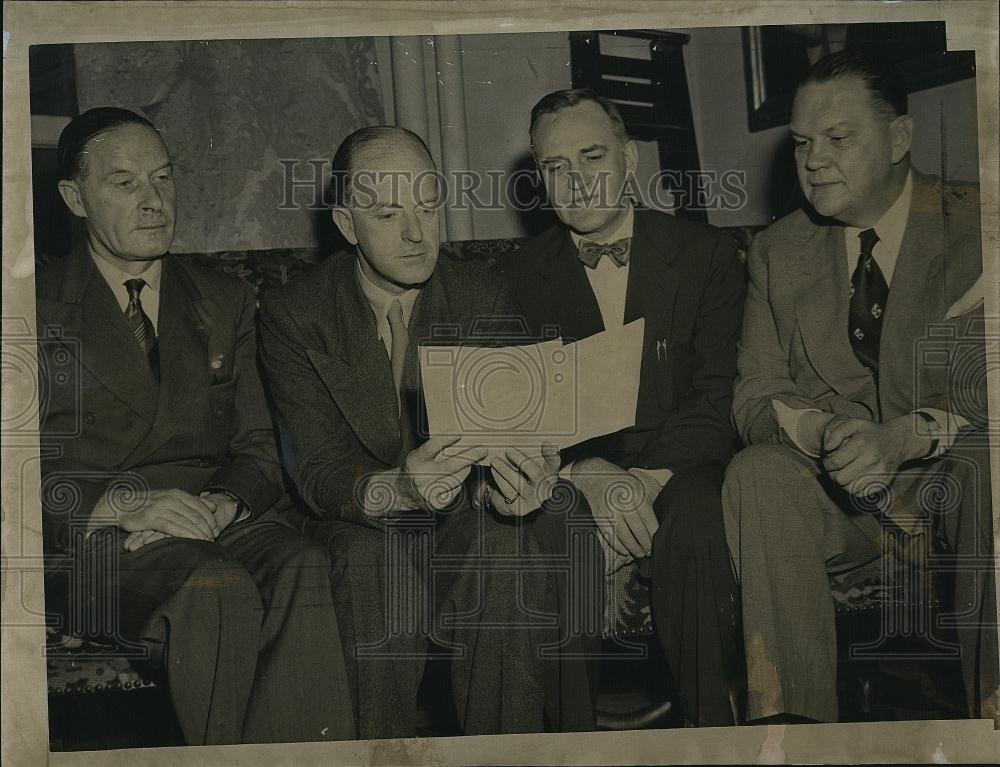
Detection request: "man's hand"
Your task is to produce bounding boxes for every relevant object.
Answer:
[821,414,933,496]
[119,492,238,553]
[485,444,560,518]
[393,435,487,513]
[122,529,169,552]
[105,488,220,542]
[569,457,659,564]
[792,410,839,456]
[201,492,241,533]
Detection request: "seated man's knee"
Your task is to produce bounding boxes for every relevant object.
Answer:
[724,443,803,488]
[174,540,263,616]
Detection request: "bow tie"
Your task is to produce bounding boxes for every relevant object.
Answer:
[577,237,631,269]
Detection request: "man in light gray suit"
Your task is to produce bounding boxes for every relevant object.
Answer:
[723,49,996,724]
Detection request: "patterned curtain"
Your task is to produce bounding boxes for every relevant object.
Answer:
[74,38,384,253]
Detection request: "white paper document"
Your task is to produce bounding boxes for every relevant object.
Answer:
[419,318,645,456]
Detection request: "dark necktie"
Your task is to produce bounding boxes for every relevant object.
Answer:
[848,228,888,382]
[124,278,160,379]
[577,237,631,269]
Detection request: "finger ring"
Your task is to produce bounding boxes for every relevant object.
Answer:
[504,492,518,505]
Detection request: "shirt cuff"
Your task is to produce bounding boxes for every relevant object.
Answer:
[772,399,823,458]
[913,408,969,458]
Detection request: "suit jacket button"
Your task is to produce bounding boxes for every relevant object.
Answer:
[83,412,96,425]
[213,407,224,418]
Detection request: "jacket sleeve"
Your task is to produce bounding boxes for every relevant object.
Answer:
[732,231,827,446]
[202,281,285,516]
[258,292,383,525]
[634,231,745,471]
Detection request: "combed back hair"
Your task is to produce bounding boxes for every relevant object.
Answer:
[330,125,434,207]
[799,48,908,118]
[529,88,630,148]
[58,107,157,181]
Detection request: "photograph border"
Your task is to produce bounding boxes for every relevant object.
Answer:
[3,1,998,765]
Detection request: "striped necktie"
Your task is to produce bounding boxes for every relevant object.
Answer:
[124,278,160,379]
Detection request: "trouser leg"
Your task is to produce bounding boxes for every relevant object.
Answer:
[431,480,602,734]
[48,530,265,745]
[650,463,743,726]
[217,519,355,742]
[305,518,430,739]
[722,444,882,722]
[928,433,998,719]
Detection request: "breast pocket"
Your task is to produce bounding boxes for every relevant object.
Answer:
[642,339,679,417]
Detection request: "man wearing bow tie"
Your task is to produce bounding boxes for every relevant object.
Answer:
[503,89,747,726]
[724,49,996,724]
[37,107,354,745]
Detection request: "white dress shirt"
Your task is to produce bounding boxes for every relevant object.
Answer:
[355,259,421,359]
[562,206,673,534]
[569,205,634,329]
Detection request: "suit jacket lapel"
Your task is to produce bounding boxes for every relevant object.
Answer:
[535,230,605,341]
[133,256,212,463]
[878,173,946,410]
[404,270,450,452]
[795,223,878,408]
[306,258,401,465]
[624,211,679,354]
[40,247,159,424]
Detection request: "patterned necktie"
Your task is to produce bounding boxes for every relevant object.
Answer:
[578,237,631,269]
[124,278,160,379]
[848,228,888,382]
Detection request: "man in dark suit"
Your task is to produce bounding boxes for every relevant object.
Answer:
[37,107,354,745]
[503,88,747,726]
[259,126,603,736]
[724,49,997,724]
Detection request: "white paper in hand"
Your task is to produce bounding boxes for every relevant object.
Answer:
[420,318,645,460]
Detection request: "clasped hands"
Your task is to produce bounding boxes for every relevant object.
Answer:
[372,435,561,519]
[97,488,241,553]
[797,410,934,498]
[567,456,660,569]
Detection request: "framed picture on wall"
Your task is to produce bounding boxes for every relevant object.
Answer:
[743,20,976,132]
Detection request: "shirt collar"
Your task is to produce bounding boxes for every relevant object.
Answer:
[355,258,421,338]
[90,250,163,294]
[569,204,635,249]
[845,170,913,258]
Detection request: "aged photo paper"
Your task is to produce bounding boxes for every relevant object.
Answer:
[3,1,998,765]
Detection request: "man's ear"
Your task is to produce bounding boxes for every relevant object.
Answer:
[57,179,87,218]
[623,139,639,174]
[331,206,358,245]
[889,114,914,164]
